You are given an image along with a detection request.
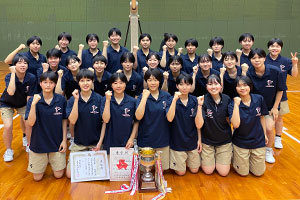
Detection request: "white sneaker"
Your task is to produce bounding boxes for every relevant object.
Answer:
[26,144,30,153]
[274,136,283,149]
[69,138,74,150]
[22,136,28,147]
[3,149,14,162]
[67,132,72,140]
[266,148,275,163]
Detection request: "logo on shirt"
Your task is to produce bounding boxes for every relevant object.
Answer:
[104,84,108,89]
[132,85,137,91]
[90,105,99,114]
[190,108,195,117]
[256,107,261,116]
[54,107,62,115]
[266,80,274,88]
[122,108,131,117]
[280,64,286,72]
[206,109,213,119]
[25,86,30,93]
[162,101,167,110]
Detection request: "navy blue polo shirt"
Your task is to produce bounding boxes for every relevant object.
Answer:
[159,49,178,71]
[166,95,198,151]
[0,72,36,108]
[66,91,103,146]
[166,70,187,96]
[81,48,102,69]
[106,45,129,73]
[192,68,220,97]
[223,66,242,99]
[94,71,112,96]
[59,48,77,67]
[21,51,47,77]
[229,93,269,149]
[125,71,143,97]
[136,90,171,148]
[212,54,223,71]
[181,54,199,74]
[102,94,136,154]
[25,93,67,153]
[61,70,80,100]
[137,49,154,73]
[240,51,252,67]
[201,93,232,146]
[246,64,286,111]
[265,54,292,101]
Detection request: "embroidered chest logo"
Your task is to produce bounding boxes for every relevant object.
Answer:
[256,107,261,116]
[90,105,99,114]
[132,85,137,91]
[280,64,286,72]
[206,109,213,118]
[190,108,195,117]
[54,107,62,115]
[25,86,30,93]
[266,80,274,88]
[122,108,131,117]
[162,101,167,110]
[104,84,108,89]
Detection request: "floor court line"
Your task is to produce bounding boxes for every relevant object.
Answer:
[286,90,300,93]
[283,127,300,144]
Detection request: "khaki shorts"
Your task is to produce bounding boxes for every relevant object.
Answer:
[0,106,26,120]
[28,151,66,174]
[233,145,266,176]
[279,100,290,115]
[201,143,232,166]
[170,149,200,172]
[155,146,170,170]
[67,143,95,170]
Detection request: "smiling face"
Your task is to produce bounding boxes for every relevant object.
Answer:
[48,56,60,68]
[146,75,160,92]
[40,78,56,93]
[268,42,282,57]
[140,36,151,49]
[88,38,98,49]
[199,58,212,71]
[186,43,196,54]
[166,38,176,49]
[177,81,191,95]
[169,60,182,73]
[236,80,250,97]
[29,40,41,53]
[15,59,28,74]
[93,60,106,73]
[58,37,70,49]
[111,78,126,94]
[67,59,81,72]
[223,56,237,69]
[240,37,254,51]
[206,79,222,96]
[250,54,266,69]
[121,59,134,72]
[109,32,121,45]
[146,55,159,69]
[211,43,223,53]
[79,78,93,92]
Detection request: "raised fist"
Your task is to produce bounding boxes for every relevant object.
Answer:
[174,91,182,100]
[197,95,204,106]
[105,90,112,101]
[233,97,241,105]
[79,44,84,50]
[163,71,169,80]
[142,89,151,99]
[55,44,60,50]
[18,44,26,50]
[102,40,109,47]
[72,89,79,100]
[162,45,167,52]
[241,63,249,74]
[133,46,139,54]
[42,63,49,72]
[57,69,64,78]
[178,47,183,54]
[193,65,199,75]
[88,67,94,73]
[220,66,226,75]
[142,67,148,74]
[32,94,41,105]
[207,48,213,56]
[116,69,123,73]
[236,49,242,57]
[9,66,16,74]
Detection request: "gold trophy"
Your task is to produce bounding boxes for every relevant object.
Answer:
[139,147,158,192]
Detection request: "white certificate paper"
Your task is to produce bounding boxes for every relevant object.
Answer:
[110,147,134,181]
[70,151,110,183]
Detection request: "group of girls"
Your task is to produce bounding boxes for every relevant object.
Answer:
[0,29,298,181]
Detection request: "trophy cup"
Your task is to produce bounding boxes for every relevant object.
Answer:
[139,147,158,192]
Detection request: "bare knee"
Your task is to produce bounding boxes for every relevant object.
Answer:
[33,173,44,181]
[66,169,71,179]
[175,170,186,176]
[54,169,65,179]
[216,164,230,177]
[201,166,215,175]
[189,167,199,174]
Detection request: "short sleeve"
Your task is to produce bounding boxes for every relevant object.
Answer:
[260,96,269,116]
[228,100,234,120]
[66,97,75,117]
[28,76,37,96]
[277,70,288,91]
[4,74,11,88]
[25,97,33,120]
[62,98,67,119]
[165,96,174,114]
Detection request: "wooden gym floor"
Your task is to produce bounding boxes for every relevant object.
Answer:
[0,62,299,200]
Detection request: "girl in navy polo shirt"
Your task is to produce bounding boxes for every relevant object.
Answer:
[92,55,112,96]
[120,52,143,98]
[221,51,248,99]
[207,36,224,71]
[237,33,254,66]
[161,55,187,95]
[247,48,286,164]
[166,73,201,176]
[0,54,36,162]
[56,32,77,67]
[265,38,298,149]
[100,72,139,154]
[159,33,181,71]
[182,38,199,74]
[136,33,153,73]
[26,71,67,181]
[66,69,104,178]
[229,76,268,176]
[135,68,171,170]
[4,36,47,77]
[195,74,232,176]
[191,54,220,97]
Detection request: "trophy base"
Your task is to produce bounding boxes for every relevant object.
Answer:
[139,181,158,192]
